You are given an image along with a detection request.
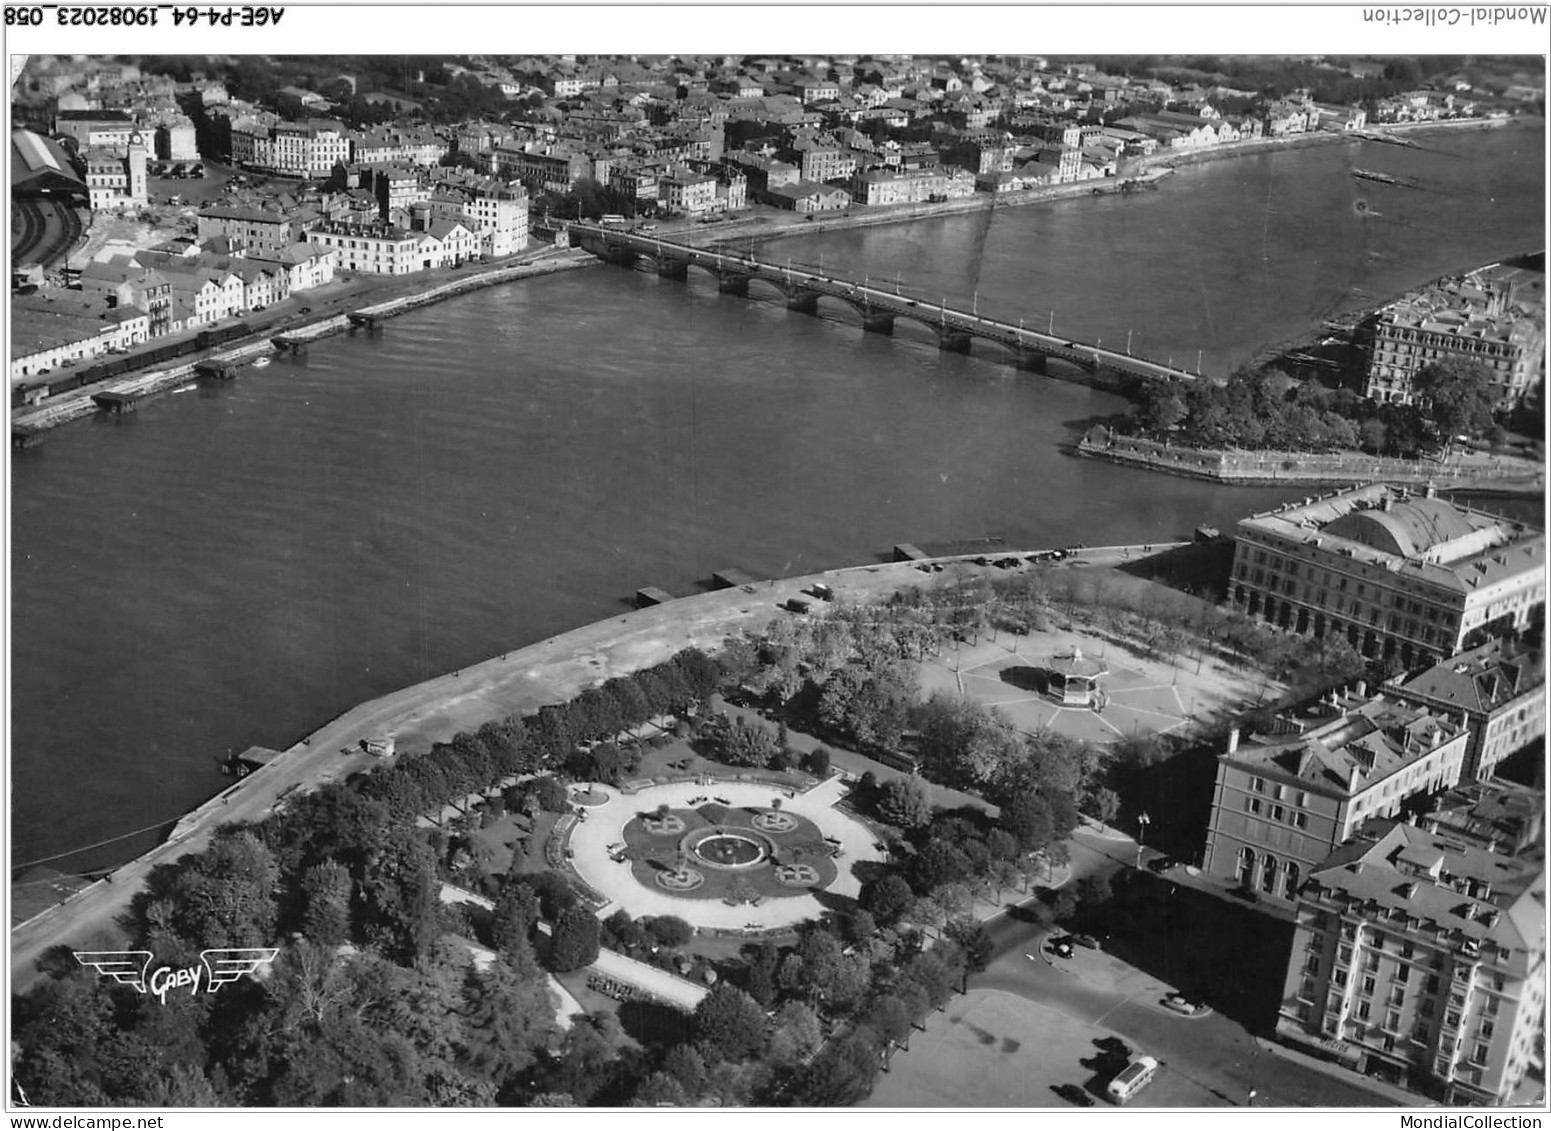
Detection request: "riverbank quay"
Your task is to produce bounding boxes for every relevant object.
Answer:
[9,542,1172,994]
[1077,430,1546,495]
[682,169,1176,253]
[9,246,595,442]
[1130,114,1520,175]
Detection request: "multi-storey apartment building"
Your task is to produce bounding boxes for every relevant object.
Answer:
[455,184,528,257]
[492,143,594,194]
[302,220,425,274]
[787,139,857,183]
[373,166,431,221]
[1364,268,1545,411]
[1202,692,1470,901]
[268,120,350,178]
[1230,485,1546,669]
[249,242,337,293]
[196,205,302,257]
[1278,821,1545,1104]
[659,168,717,215]
[303,219,472,274]
[231,118,348,178]
[133,252,249,325]
[148,112,199,162]
[350,127,445,167]
[608,163,664,202]
[849,166,976,205]
[78,260,172,337]
[1387,637,1546,782]
[1022,142,1084,183]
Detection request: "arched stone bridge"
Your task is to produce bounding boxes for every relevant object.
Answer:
[571,223,1207,383]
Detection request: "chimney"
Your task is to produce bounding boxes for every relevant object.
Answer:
[1424,480,1438,499]
[1355,679,1368,697]
[1348,765,1362,793]
[1227,727,1241,755]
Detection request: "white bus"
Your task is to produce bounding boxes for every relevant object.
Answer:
[1106,1056,1159,1104]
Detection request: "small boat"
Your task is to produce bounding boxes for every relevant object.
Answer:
[251,356,271,369]
[1352,168,1400,185]
[1353,168,1423,190]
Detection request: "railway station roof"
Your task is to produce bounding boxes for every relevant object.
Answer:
[11,129,86,194]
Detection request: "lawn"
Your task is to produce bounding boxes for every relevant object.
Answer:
[619,802,838,904]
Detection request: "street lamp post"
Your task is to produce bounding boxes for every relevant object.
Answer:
[1136,812,1151,869]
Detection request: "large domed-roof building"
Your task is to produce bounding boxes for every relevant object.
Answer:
[1229,483,1544,669]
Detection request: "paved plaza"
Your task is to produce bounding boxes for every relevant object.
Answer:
[565,776,886,930]
[865,989,1219,1108]
[920,626,1265,744]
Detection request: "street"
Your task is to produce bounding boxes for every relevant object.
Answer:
[919,825,1394,1107]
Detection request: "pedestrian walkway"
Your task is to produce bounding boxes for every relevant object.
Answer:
[1254,1037,1428,1107]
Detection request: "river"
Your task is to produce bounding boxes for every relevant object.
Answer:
[9,122,1544,876]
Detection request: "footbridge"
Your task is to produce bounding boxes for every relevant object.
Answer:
[571,223,1207,383]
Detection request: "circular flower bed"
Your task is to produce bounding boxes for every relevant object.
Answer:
[570,786,611,807]
[656,867,705,892]
[773,863,821,887]
[752,810,799,833]
[618,802,838,903]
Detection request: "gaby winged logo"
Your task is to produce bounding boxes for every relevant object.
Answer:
[75,948,280,1004]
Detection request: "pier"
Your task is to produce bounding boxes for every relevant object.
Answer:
[91,390,140,414]
[572,224,1210,384]
[195,358,240,380]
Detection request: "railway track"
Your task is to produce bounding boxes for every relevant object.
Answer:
[12,195,85,268]
[12,196,45,264]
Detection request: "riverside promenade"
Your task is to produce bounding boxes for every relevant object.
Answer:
[9,543,1164,994]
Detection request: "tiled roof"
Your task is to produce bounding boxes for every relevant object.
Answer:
[1223,694,1466,797]
[1395,639,1545,716]
[1308,823,1545,968]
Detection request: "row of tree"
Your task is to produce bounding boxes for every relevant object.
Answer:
[351,647,723,822]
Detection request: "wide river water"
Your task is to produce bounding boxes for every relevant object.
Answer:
[10,123,1545,874]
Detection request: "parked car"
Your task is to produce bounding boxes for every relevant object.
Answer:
[1071,934,1101,950]
[1053,1083,1095,1107]
[1162,993,1203,1016]
[1147,856,1174,874]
